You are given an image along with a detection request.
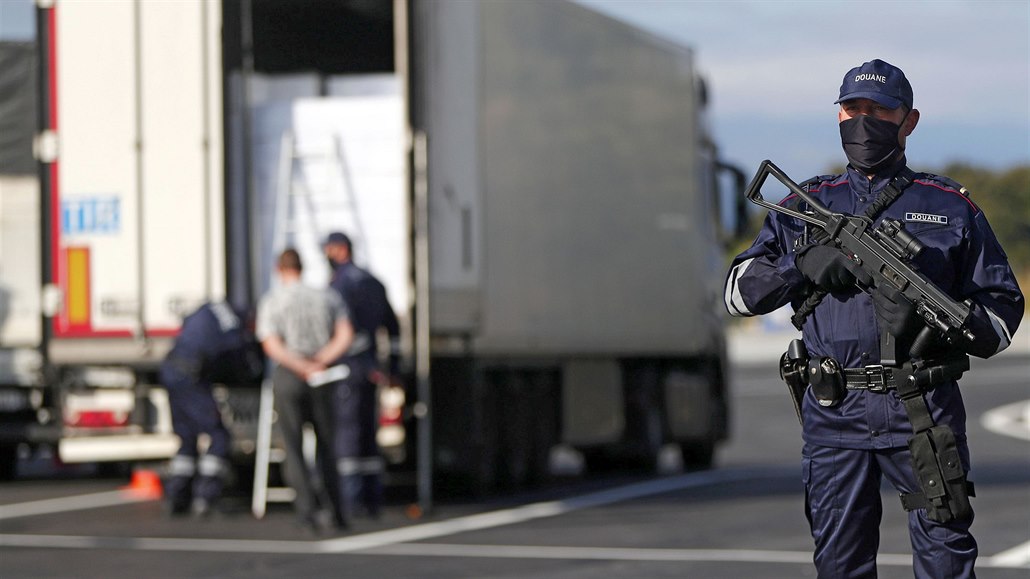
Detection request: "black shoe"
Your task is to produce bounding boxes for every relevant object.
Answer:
[165,498,191,518]
[300,510,345,537]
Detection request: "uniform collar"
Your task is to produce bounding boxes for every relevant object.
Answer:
[846,156,909,193]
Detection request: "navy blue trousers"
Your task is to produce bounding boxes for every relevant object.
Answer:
[334,358,383,517]
[803,442,977,578]
[160,365,231,506]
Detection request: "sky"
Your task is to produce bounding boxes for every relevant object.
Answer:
[3,0,1027,181]
[574,0,1030,181]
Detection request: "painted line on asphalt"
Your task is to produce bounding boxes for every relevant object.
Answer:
[317,468,758,553]
[0,533,317,554]
[986,539,1030,568]
[0,490,155,521]
[369,542,910,566]
[3,534,1028,569]
[2,467,1027,569]
[0,468,761,553]
[981,400,1030,441]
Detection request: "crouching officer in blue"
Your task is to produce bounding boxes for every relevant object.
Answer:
[324,232,401,519]
[724,59,1024,577]
[160,301,263,517]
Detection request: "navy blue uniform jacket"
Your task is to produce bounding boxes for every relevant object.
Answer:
[165,302,262,385]
[724,160,1024,449]
[329,261,401,373]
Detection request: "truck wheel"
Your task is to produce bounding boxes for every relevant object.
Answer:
[467,369,501,497]
[0,444,19,481]
[663,362,719,471]
[496,370,531,490]
[625,362,664,472]
[680,437,715,470]
[526,370,560,485]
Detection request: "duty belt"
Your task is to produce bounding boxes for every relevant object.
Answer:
[843,365,897,391]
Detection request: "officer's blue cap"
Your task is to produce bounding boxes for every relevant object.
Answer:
[835,59,913,110]
[325,231,352,248]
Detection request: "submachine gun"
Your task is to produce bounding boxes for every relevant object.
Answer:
[745,160,977,523]
[744,160,975,355]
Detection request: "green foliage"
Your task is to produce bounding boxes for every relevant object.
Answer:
[936,164,1030,279]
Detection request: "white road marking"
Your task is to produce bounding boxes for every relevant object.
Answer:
[2,535,1028,569]
[981,400,1030,441]
[372,542,821,563]
[317,468,755,553]
[1,467,1027,569]
[0,533,317,554]
[0,490,154,521]
[986,539,1030,568]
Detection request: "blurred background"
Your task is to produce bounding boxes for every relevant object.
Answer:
[0,0,1026,500]
[0,3,1027,577]
[577,0,1030,291]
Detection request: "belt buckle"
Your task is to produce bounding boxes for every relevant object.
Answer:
[864,364,887,392]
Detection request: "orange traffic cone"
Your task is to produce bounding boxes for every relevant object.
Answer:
[122,468,164,500]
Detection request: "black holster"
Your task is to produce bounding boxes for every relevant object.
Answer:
[778,339,809,424]
[904,425,974,523]
[895,355,974,523]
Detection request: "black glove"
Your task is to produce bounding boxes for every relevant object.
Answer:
[872,284,921,339]
[795,244,873,291]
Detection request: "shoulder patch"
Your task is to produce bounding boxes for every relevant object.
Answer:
[799,174,838,189]
[918,173,971,197]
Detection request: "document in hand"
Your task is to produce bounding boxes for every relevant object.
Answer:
[308,365,350,388]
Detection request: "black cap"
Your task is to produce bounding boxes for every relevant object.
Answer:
[324,231,352,248]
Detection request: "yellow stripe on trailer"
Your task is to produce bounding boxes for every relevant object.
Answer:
[65,246,90,328]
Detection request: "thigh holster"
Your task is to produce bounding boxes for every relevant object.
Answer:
[895,357,974,523]
[902,425,975,523]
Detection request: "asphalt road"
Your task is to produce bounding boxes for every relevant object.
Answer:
[1,355,1027,578]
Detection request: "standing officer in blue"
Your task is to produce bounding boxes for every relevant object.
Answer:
[724,59,1024,577]
[324,232,401,519]
[160,301,263,517]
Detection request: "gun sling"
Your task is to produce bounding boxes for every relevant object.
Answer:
[754,161,976,522]
[790,167,916,330]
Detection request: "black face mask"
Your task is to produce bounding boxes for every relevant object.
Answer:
[839,115,903,175]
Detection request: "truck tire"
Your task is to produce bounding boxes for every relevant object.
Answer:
[625,362,664,472]
[663,362,721,471]
[583,361,664,474]
[495,369,560,488]
[526,370,559,485]
[680,437,715,469]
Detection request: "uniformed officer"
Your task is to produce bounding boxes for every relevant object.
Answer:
[160,301,263,517]
[324,231,401,519]
[724,59,1024,577]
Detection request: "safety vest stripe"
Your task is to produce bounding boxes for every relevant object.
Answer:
[197,455,230,478]
[337,456,385,476]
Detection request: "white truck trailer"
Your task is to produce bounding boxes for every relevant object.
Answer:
[0,0,743,496]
